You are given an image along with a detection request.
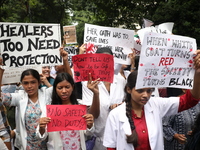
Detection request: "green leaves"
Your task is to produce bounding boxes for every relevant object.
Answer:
[1,0,200,46]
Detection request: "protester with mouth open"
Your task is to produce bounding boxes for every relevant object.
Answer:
[40,66,55,88]
[103,50,200,150]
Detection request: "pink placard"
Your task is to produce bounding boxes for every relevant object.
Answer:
[72,53,114,83]
[46,105,87,132]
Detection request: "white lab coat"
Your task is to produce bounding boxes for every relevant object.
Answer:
[103,96,180,150]
[0,138,8,150]
[4,87,52,150]
[82,74,126,150]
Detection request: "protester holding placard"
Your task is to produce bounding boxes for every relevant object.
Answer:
[0,48,71,150]
[103,49,200,150]
[37,72,97,150]
[81,47,131,150]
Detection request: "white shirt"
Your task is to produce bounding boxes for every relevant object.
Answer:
[82,74,127,150]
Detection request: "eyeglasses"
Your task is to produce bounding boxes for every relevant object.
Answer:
[136,88,155,94]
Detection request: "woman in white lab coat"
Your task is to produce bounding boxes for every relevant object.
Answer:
[103,50,200,150]
[38,72,98,150]
[0,48,72,150]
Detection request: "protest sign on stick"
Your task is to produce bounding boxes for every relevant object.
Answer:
[136,32,196,90]
[47,105,87,132]
[84,23,134,65]
[72,53,114,83]
[0,22,62,68]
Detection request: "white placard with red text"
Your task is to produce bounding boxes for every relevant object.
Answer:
[136,32,196,90]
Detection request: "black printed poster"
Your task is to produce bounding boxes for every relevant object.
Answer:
[0,22,62,68]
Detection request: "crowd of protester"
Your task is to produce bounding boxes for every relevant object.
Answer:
[0,44,200,150]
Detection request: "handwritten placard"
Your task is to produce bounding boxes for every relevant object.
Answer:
[63,25,77,44]
[72,53,114,82]
[2,66,42,84]
[47,105,87,132]
[0,22,62,68]
[64,46,77,67]
[136,32,196,90]
[137,22,174,44]
[84,23,134,65]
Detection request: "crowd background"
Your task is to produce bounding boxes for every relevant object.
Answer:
[1,1,200,148]
[0,45,200,150]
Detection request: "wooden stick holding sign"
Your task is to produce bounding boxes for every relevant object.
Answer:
[72,53,114,83]
[47,105,87,132]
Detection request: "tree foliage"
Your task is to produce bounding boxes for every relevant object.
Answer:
[1,0,200,45]
[152,0,200,46]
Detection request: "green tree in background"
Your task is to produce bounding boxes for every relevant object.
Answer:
[1,0,200,45]
[0,0,72,43]
[152,0,200,46]
[0,0,71,24]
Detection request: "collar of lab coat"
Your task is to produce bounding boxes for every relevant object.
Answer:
[19,89,46,126]
[118,100,154,136]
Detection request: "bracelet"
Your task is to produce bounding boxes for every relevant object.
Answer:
[131,67,136,70]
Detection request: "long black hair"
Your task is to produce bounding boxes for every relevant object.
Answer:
[51,72,78,105]
[124,71,138,148]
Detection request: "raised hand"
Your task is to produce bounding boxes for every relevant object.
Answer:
[59,47,69,61]
[87,73,100,94]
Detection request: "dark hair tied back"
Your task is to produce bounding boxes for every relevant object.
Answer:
[125,71,139,148]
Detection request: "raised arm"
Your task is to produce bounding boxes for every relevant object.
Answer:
[191,50,200,99]
[78,43,86,54]
[87,73,100,119]
[59,47,73,77]
[0,58,4,98]
[129,48,136,72]
[40,74,52,87]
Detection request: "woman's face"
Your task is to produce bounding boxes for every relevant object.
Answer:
[56,80,74,104]
[42,66,51,78]
[127,87,154,107]
[21,75,39,98]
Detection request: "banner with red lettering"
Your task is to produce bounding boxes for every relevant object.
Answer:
[72,53,114,83]
[136,32,196,89]
[47,105,87,132]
